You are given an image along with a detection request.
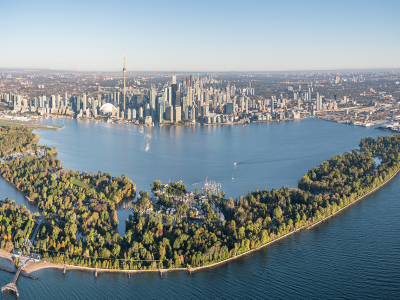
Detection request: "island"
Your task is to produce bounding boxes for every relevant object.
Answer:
[0,126,399,288]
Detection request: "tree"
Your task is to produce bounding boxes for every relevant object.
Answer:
[142,230,154,245]
[152,180,161,191]
[273,206,282,221]
[52,227,60,241]
[112,244,121,258]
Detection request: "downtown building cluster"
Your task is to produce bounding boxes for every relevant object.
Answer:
[0,75,349,125]
[0,79,336,124]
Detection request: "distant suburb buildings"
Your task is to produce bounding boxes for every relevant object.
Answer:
[2,57,398,125]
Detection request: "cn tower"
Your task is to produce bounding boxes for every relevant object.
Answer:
[122,46,126,113]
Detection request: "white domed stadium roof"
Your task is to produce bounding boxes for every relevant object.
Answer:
[100,103,115,113]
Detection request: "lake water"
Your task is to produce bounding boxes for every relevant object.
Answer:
[0,118,399,299]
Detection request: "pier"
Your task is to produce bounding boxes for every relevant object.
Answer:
[1,215,43,297]
[1,266,23,297]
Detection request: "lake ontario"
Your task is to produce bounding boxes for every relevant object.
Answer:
[0,118,398,299]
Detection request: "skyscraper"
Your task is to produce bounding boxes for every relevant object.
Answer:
[171,72,177,106]
[122,47,126,113]
[316,93,322,111]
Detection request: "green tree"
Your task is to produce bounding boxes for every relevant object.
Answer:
[273,206,282,220]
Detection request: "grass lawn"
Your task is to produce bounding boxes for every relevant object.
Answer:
[0,120,61,130]
[71,179,95,190]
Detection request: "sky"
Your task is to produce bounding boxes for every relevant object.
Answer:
[0,0,399,72]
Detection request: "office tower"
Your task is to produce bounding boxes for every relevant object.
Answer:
[168,87,172,105]
[82,95,87,112]
[175,91,181,107]
[316,93,322,110]
[132,109,137,119]
[158,101,164,123]
[204,90,209,104]
[56,95,61,107]
[76,96,81,112]
[165,106,173,121]
[51,95,56,108]
[150,83,156,117]
[182,95,189,114]
[184,106,189,120]
[122,47,126,113]
[270,97,274,114]
[92,102,97,117]
[174,106,181,123]
[190,106,196,121]
[226,102,233,114]
[171,72,177,106]
[139,107,143,120]
[127,108,131,120]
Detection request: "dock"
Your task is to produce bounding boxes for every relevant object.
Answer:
[1,215,43,297]
[1,266,23,297]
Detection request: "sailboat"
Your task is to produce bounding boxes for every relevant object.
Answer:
[232,175,234,180]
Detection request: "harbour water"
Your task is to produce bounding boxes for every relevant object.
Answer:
[0,118,399,299]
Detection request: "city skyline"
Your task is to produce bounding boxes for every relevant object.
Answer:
[1,0,399,72]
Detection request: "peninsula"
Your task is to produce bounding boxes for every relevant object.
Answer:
[0,126,399,281]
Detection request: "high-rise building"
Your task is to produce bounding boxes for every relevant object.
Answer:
[165,105,173,121]
[171,72,177,106]
[139,107,143,120]
[175,90,181,107]
[76,96,81,112]
[175,106,181,123]
[184,106,189,120]
[226,102,233,114]
[51,95,56,108]
[122,47,126,114]
[316,93,322,111]
[270,97,275,115]
[158,101,164,123]
[82,95,87,112]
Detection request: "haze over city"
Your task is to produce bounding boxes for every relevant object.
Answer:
[1,0,400,72]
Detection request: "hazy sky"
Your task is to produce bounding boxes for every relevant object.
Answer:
[1,0,399,72]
